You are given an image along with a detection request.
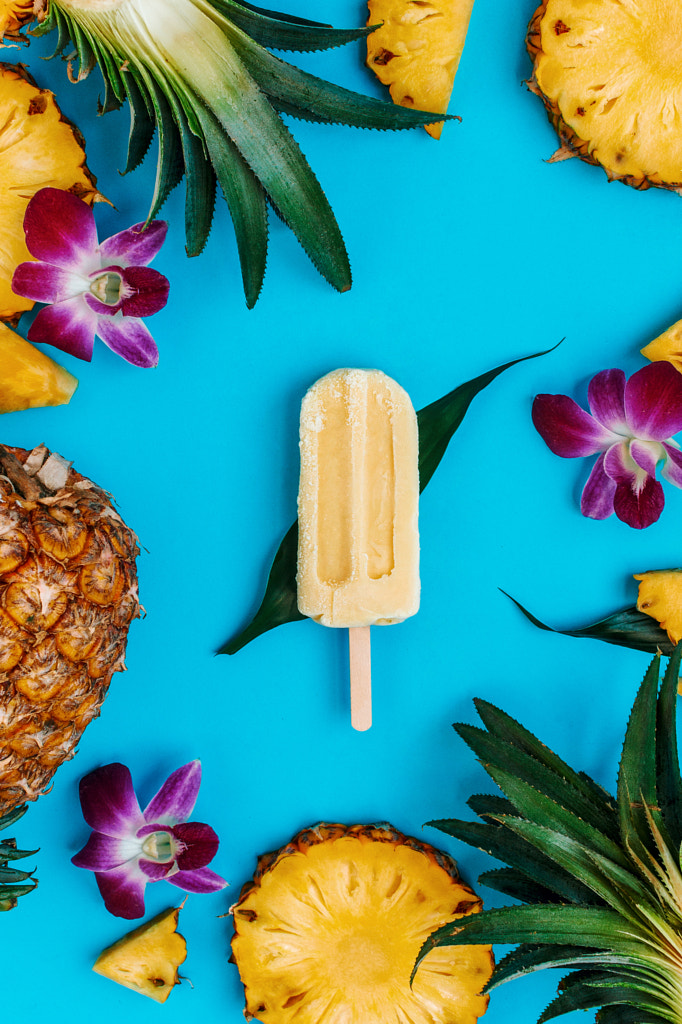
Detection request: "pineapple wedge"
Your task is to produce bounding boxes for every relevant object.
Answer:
[641,320,682,373]
[367,0,474,138]
[231,823,492,1024]
[93,906,187,1003]
[635,569,682,645]
[0,323,77,413]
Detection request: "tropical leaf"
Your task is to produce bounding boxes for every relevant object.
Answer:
[618,656,664,862]
[655,646,682,850]
[221,347,556,654]
[504,593,674,655]
[478,867,568,905]
[488,944,641,992]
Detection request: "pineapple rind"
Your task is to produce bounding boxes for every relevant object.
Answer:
[526,0,682,192]
[231,822,493,1024]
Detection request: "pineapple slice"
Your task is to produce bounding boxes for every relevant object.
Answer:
[0,63,99,324]
[0,323,77,413]
[230,822,492,1024]
[367,0,474,138]
[634,569,682,645]
[527,0,682,191]
[93,906,187,1003]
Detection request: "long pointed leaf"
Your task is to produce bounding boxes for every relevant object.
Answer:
[504,592,674,655]
[478,867,567,905]
[656,647,682,849]
[212,0,375,52]
[618,656,663,861]
[489,944,645,992]
[221,348,555,653]
[540,979,673,1024]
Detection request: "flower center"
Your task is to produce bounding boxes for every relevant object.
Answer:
[141,830,177,863]
[90,271,123,306]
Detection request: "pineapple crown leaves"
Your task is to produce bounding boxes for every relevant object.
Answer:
[222,344,561,654]
[415,647,682,1024]
[0,805,38,911]
[34,0,449,306]
[503,591,675,657]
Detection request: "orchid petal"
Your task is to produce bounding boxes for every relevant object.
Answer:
[613,477,665,529]
[119,266,170,317]
[136,822,173,838]
[139,859,175,881]
[84,292,123,317]
[78,763,145,838]
[167,865,228,894]
[580,453,616,520]
[662,443,682,489]
[587,369,628,433]
[12,262,87,304]
[624,361,682,439]
[23,188,99,274]
[28,296,97,362]
[630,439,663,478]
[100,220,168,267]
[532,394,617,457]
[603,440,640,484]
[72,831,142,871]
[95,863,148,919]
[143,760,201,825]
[173,822,220,870]
[96,314,159,368]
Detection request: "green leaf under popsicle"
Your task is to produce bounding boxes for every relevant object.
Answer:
[221,346,557,655]
[503,592,674,655]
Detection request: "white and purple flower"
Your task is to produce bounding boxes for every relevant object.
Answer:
[72,761,228,919]
[12,188,169,368]
[532,361,682,530]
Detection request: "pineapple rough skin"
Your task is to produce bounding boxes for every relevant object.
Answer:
[0,444,140,815]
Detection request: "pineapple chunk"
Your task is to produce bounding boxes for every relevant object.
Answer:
[366,0,474,138]
[635,570,682,646]
[93,906,187,1003]
[0,322,77,413]
[641,320,682,375]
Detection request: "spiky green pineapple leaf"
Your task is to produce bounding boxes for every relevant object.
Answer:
[213,0,374,51]
[467,793,517,819]
[472,698,617,814]
[491,816,651,920]
[504,593,674,655]
[597,1003,673,1024]
[484,763,630,869]
[428,818,600,905]
[488,944,644,992]
[539,968,673,1023]
[222,346,558,653]
[0,806,37,910]
[455,722,620,841]
[478,867,568,905]
[655,646,682,850]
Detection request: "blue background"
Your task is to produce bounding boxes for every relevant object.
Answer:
[4,0,682,1020]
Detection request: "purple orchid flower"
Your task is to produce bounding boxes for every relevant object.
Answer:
[12,188,169,368]
[532,361,682,529]
[72,761,228,919]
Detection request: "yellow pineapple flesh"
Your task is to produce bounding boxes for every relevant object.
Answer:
[230,822,493,1024]
[0,443,140,814]
[641,322,682,373]
[0,322,78,413]
[0,0,34,41]
[635,569,682,645]
[0,62,100,325]
[527,0,682,190]
[367,0,474,138]
[93,905,187,1003]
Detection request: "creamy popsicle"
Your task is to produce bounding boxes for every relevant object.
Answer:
[296,368,420,729]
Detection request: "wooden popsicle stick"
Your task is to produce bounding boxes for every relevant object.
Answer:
[349,626,372,731]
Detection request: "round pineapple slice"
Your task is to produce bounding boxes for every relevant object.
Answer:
[230,823,493,1024]
[0,62,100,324]
[527,0,682,191]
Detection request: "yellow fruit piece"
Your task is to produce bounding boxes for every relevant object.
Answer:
[527,0,682,192]
[231,822,493,1024]
[0,62,100,324]
[641,321,682,374]
[0,0,34,42]
[0,322,77,413]
[93,906,187,1003]
[635,570,682,646]
[366,0,474,138]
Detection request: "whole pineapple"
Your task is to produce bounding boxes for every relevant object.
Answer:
[0,443,140,815]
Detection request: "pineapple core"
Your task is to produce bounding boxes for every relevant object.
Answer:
[231,823,492,1024]
[93,906,187,1003]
